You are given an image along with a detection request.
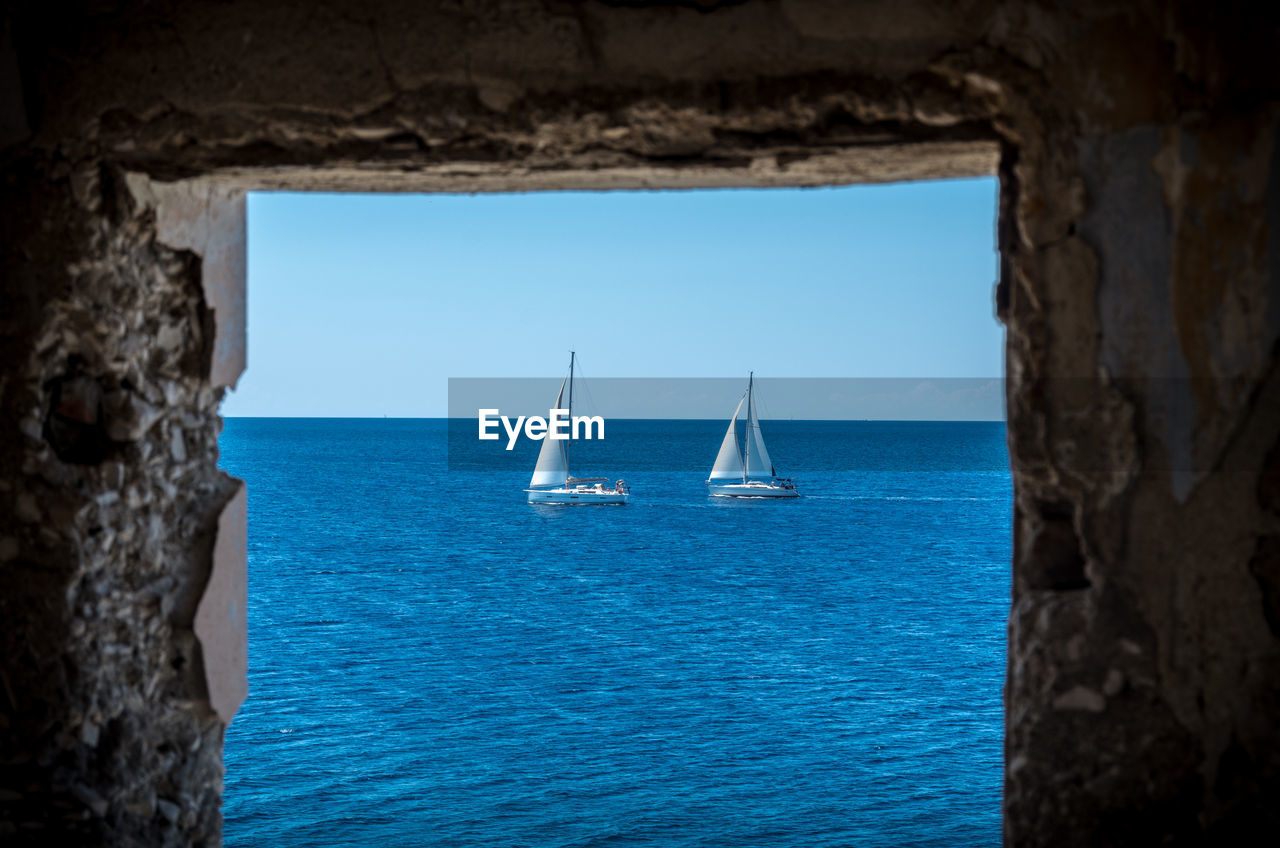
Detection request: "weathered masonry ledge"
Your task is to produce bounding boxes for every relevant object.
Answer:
[2,1,1279,844]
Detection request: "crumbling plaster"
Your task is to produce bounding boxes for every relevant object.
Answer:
[1,1,1278,845]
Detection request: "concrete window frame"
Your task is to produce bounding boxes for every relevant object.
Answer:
[3,4,1278,845]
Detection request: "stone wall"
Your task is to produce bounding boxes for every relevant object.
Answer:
[2,1,1277,844]
[0,158,240,843]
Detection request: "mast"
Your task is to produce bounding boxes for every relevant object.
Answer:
[566,351,575,477]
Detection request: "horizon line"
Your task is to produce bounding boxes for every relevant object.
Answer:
[222,415,1008,423]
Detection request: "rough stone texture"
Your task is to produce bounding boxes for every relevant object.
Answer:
[2,1,1279,845]
[0,156,240,843]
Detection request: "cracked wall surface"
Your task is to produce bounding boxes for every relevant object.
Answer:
[0,158,241,844]
[2,1,1278,845]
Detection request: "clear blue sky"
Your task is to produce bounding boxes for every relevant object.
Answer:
[223,178,1001,417]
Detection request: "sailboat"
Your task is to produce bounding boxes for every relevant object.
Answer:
[526,352,630,504]
[707,372,799,498]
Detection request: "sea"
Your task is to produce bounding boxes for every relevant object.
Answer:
[218,419,1011,847]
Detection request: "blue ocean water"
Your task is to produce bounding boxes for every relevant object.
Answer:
[219,419,1011,847]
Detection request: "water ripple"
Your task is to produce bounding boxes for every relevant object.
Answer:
[221,419,1011,847]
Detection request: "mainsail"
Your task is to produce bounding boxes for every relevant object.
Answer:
[709,395,746,481]
[529,374,569,488]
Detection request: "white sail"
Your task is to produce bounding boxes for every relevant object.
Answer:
[743,383,775,480]
[709,395,746,481]
[744,420,774,479]
[529,375,569,488]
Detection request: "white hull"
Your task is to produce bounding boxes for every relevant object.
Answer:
[527,486,629,504]
[707,481,799,498]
